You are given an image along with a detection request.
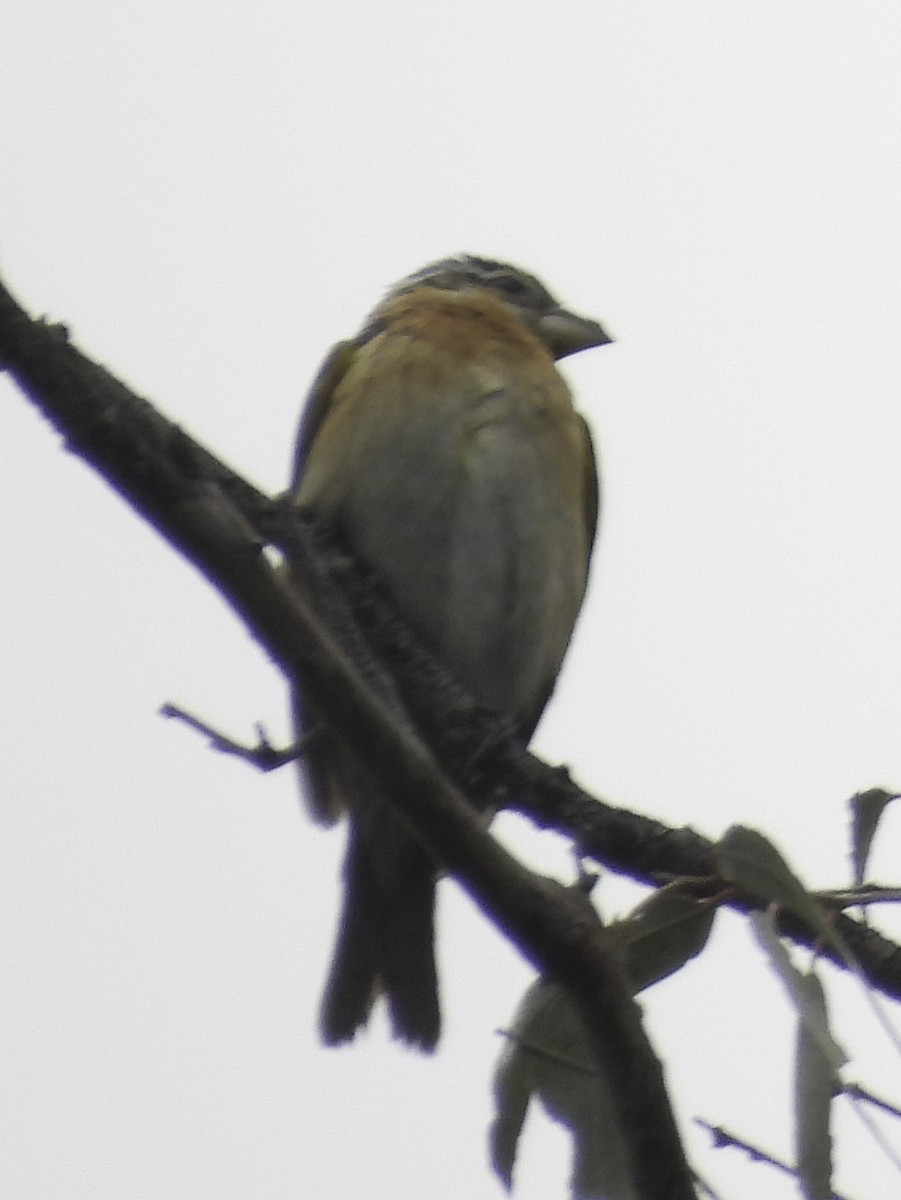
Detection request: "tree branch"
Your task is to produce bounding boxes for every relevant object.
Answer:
[4,277,899,1016]
[0,273,699,1199]
[5,270,901,1193]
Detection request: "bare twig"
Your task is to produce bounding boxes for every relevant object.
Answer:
[694,1119,857,1200]
[160,702,318,770]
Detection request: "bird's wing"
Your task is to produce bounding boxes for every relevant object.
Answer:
[289,339,356,494]
[579,414,601,569]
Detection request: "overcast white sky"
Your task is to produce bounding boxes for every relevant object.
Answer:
[3,4,901,1198]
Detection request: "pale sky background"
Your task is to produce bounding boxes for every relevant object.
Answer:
[2,4,901,1198]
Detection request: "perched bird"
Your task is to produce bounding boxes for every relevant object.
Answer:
[290,255,610,1050]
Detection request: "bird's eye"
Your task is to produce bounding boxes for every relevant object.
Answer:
[492,272,531,299]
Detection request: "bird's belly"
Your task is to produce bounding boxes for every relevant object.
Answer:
[341,410,589,728]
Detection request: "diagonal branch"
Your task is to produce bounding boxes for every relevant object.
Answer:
[2,276,898,1010]
[0,272,698,1199]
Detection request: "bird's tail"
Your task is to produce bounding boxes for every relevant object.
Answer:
[320,816,440,1052]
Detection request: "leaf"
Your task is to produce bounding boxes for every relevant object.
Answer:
[849,788,899,886]
[795,970,836,1200]
[717,825,838,948]
[490,980,637,1200]
[490,1025,532,1190]
[615,890,716,993]
[750,912,848,1071]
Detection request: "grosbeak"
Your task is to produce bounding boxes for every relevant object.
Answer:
[290,256,610,1050]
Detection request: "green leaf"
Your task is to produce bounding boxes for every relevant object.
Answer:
[718,825,837,943]
[490,981,637,1200]
[750,913,848,1071]
[795,970,836,1200]
[616,890,716,993]
[849,788,899,886]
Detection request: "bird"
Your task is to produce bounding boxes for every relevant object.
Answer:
[289,255,611,1050]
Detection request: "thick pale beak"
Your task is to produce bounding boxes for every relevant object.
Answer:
[539,308,613,360]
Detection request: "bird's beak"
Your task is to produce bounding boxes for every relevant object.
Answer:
[539,308,613,360]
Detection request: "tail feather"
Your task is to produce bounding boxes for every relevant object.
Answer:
[320,817,439,1051]
[381,861,439,1048]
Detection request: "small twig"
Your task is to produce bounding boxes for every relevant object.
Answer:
[690,1171,725,1200]
[840,1084,901,1174]
[816,885,901,910]
[160,702,318,770]
[842,1081,901,1121]
[694,1118,856,1200]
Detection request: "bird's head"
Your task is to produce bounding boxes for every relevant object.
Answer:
[377,254,612,360]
